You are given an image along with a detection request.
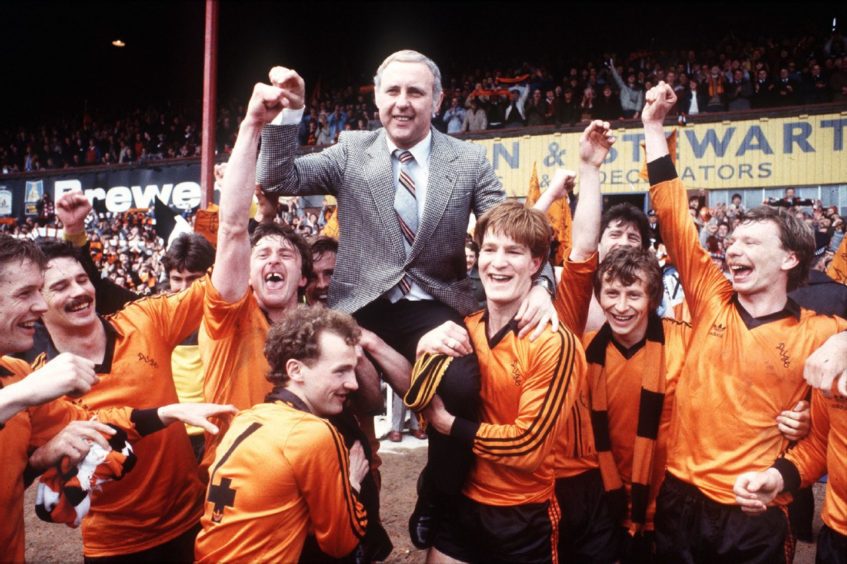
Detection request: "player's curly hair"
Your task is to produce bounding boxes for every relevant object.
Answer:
[264,305,361,386]
[593,246,664,311]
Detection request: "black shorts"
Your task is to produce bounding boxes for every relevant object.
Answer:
[654,472,793,564]
[555,468,623,563]
[817,524,847,564]
[433,495,558,563]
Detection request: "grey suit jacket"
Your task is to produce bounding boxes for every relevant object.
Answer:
[256,124,504,316]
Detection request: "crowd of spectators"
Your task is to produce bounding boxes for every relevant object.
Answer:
[0,194,332,294]
[3,30,846,175]
[664,188,847,276]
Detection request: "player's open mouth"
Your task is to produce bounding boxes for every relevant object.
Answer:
[729,264,752,282]
[393,115,413,122]
[18,319,38,332]
[264,272,285,290]
[610,313,635,323]
[65,296,93,313]
[487,274,513,283]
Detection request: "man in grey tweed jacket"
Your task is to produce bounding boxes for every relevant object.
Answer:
[255,50,557,550]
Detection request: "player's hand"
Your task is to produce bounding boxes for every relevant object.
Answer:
[579,120,616,168]
[804,331,847,396]
[642,82,677,126]
[546,169,577,202]
[420,394,455,436]
[156,403,238,435]
[23,353,99,405]
[516,284,559,341]
[245,83,289,127]
[416,321,472,358]
[55,191,92,236]
[29,420,115,470]
[733,469,783,513]
[268,66,306,110]
[253,185,279,223]
[776,400,810,441]
[348,441,370,493]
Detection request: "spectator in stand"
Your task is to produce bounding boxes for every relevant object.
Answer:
[327,105,348,140]
[580,85,596,121]
[766,187,814,209]
[609,58,644,118]
[556,88,581,126]
[774,67,799,105]
[461,98,488,132]
[315,113,333,146]
[679,78,707,117]
[705,65,727,112]
[727,68,753,110]
[543,90,556,124]
[802,62,831,104]
[484,93,508,129]
[594,83,623,121]
[752,68,775,108]
[442,97,466,134]
[503,85,528,128]
[525,89,548,126]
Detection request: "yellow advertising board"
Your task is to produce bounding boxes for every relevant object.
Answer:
[466,112,847,196]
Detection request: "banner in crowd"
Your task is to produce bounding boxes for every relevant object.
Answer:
[467,112,847,196]
[0,161,205,219]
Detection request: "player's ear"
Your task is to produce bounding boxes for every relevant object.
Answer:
[780,251,799,273]
[286,359,305,384]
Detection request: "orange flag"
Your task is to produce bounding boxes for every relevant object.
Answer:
[548,196,573,266]
[321,206,340,239]
[194,204,219,248]
[525,162,542,208]
[827,235,847,284]
[526,162,572,266]
[638,129,677,182]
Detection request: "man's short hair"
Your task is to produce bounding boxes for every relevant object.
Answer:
[600,203,651,250]
[37,239,81,263]
[593,246,664,311]
[740,206,814,291]
[250,223,313,282]
[264,305,361,386]
[310,236,338,261]
[374,50,443,110]
[162,233,215,274]
[0,233,46,273]
[474,201,551,274]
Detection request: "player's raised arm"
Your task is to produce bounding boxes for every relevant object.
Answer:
[212,83,287,303]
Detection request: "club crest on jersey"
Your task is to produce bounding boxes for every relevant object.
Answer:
[208,477,237,523]
[775,343,790,368]
[510,361,523,387]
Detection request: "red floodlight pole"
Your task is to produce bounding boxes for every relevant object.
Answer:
[200,0,219,209]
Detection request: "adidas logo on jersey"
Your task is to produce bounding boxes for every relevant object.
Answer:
[708,323,726,337]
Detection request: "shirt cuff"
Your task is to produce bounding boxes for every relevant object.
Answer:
[271,107,305,126]
[773,457,802,493]
[131,408,167,437]
[647,154,678,185]
[450,417,480,447]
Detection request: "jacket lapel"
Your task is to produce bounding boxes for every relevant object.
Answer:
[410,129,458,262]
[364,130,406,261]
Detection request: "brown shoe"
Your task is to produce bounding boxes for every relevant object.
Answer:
[411,429,428,440]
[387,431,402,442]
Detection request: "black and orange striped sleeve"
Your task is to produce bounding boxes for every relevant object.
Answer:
[457,328,583,472]
[291,417,368,558]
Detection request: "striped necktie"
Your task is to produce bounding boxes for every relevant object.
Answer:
[393,149,417,295]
